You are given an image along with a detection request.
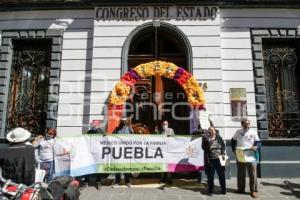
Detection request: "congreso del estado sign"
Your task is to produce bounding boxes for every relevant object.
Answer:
[95,6,218,20]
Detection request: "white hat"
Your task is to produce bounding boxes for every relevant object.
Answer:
[6,127,31,143]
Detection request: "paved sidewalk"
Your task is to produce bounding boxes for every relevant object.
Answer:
[79,178,300,200]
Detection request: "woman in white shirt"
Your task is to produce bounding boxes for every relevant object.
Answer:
[32,128,56,182]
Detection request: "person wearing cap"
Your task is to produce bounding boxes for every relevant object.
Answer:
[231,118,261,198]
[159,120,174,185]
[112,117,133,188]
[32,128,57,182]
[0,127,35,185]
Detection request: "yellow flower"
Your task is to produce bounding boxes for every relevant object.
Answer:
[109,81,131,105]
[154,61,178,78]
[183,77,206,106]
[134,61,178,79]
[109,61,205,107]
[134,62,155,78]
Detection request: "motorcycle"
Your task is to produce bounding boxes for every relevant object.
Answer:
[0,168,80,200]
[0,168,53,200]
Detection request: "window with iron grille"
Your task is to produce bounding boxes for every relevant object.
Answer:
[263,39,300,138]
[6,39,51,135]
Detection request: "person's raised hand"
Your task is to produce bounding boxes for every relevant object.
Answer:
[251,146,258,151]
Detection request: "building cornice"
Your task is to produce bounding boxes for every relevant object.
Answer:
[2,0,300,11]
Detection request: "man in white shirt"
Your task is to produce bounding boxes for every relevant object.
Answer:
[159,120,174,185]
[231,118,261,198]
[160,120,175,137]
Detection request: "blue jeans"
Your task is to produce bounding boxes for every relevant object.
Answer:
[40,161,54,182]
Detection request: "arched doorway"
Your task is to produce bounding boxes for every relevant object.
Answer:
[122,22,193,73]
[122,22,193,134]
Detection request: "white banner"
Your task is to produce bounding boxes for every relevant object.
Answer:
[54,134,204,177]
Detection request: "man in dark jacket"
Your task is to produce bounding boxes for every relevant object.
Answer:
[0,128,35,185]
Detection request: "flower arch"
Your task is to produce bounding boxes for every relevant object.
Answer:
[109,61,205,108]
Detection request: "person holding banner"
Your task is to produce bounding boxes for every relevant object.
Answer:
[231,118,261,198]
[192,125,205,184]
[202,126,226,195]
[113,117,133,187]
[115,117,134,134]
[159,120,174,185]
[160,120,175,137]
[32,128,57,183]
[81,120,107,190]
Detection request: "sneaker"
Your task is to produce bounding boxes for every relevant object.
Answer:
[96,182,101,190]
[126,183,132,188]
[250,192,258,198]
[112,183,119,188]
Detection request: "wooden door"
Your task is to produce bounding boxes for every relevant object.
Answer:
[128,27,190,134]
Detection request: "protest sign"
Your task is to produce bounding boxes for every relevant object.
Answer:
[54,135,204,177]
[235,147,259,163]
